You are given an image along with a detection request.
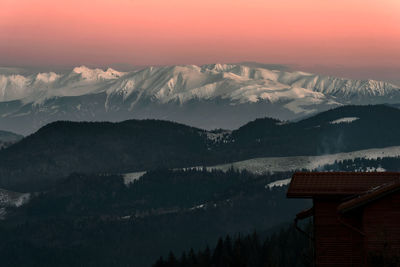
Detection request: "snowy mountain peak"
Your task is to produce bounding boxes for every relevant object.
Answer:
[72,66,125,80]
[201,63,236,73]
[72,65,91,74]
[35,72,60,83]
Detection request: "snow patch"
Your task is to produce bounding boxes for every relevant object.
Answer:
[330,117,359,124]
[189,203,206,210]
[0,189,30,208]
[122,171,146,185]
[265,178,292,189]
[363,166,386,172]
[206,130,232,142]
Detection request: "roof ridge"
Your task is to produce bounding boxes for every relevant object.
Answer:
[338,178,400,213]
[293,171,400,177]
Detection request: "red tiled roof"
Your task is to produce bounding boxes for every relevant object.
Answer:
[287,172,400,198]
[338,179,400,213]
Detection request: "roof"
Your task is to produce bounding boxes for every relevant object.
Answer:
[296,207,314,221]
[287,172,400,198]
[338,179,400,213]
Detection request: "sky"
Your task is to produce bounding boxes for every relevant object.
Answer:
[1,0,399,81]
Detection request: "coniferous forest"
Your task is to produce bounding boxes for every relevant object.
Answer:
[153,224,314,267]
[0,169,310,267]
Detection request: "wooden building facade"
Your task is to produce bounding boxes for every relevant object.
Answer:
[287,172,400,267]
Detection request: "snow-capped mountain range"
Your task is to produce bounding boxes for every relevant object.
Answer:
[1,63,399,134]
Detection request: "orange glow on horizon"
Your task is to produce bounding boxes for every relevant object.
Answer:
[1,0,399,67]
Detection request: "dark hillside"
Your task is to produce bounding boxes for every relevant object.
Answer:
[2,105,400,191]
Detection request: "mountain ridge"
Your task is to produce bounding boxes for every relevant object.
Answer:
[1,63,400,134]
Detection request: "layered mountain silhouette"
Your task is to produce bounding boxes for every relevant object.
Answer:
[1,105,400,191]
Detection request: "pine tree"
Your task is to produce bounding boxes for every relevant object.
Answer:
[167,252,178,267]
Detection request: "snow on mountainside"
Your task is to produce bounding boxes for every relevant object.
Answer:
[0,63,399,134]
[0,188,30,219]
[1,63,398,104]
[329,117,359,124]
[0,66,125,103]
[104,64,400,105]
[206,146,400,174]
[0,189,30,208]
[104,64,334,114]
[122,146,400,184]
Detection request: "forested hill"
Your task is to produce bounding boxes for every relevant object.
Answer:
[0,120,211,191]
[227,104,400,159]
[1,104,400,191]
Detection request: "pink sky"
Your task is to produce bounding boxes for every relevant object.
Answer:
[1,0,400,70]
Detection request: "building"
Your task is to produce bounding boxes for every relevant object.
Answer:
[287,172,400,267]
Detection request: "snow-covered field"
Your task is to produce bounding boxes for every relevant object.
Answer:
[206,146,400,174]
[122,146,400,184]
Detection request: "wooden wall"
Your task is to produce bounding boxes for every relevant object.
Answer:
[363,192,400,264]
[313,199,364,267]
